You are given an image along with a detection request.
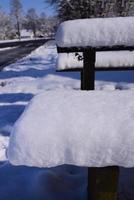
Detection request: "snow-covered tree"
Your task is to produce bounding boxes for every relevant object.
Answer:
[23,8,40,38]
[45,0,134,21]
[46,17,59,36]
[38,12,47,36]
[10,0,22,39]
[39,13,59,37]
[0,10,15,40]
[115,0,134,17]
[46,0,93,21]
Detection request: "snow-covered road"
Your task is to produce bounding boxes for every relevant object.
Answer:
[0,40,49,70]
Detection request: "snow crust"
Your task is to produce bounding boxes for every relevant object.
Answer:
[57,51,134,70]
[8,90,134,168]
[56,17,134,48]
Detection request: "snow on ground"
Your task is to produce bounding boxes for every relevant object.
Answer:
[56,17,134,47]
[0,40,81,166]
[0,39,29,43]
[0,47,19,51]
[0,40,134,199]
[0,38,47,44]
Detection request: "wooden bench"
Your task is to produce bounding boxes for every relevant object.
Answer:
[57,46,134,90]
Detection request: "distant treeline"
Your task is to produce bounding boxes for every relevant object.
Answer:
[0,0,58,40]
[1,0,134,40]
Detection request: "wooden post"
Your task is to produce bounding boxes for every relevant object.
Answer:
[82,49,96,90]
[80,49,97,200]
[88,168,97,200]
[81,49,96,199]
[81,70,84,90]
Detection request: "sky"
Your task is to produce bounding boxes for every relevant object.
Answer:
[0,0,55,16]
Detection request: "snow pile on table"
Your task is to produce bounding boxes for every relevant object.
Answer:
[56,17,134,47]
[8,90,134,168]
[57,51,134,70]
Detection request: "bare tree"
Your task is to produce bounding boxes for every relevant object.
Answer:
[10,0,22,39]
[24,8,39,38]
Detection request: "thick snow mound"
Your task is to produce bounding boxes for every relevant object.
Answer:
[57,51,134,70]
[8,90,134,168]
[56,17,134,48]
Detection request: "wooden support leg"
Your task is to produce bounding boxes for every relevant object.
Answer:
[82,49,96,90]
[81,70,84,90]
[80,50,119,200]
[87,167,97,200]
[87,167,119,200]
[81,49,96,199]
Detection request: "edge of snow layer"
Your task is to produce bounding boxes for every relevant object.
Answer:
[56,17,134,48]
[8,90,134,168]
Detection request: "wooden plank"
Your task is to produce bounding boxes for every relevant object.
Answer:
[95,66,134,71]
[57,45,134,53]
[56,66,134,72]
[56,68,82,72]
[82,49,96,90]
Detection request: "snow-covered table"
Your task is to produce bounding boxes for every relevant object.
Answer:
[8,90,134,168]
[8,90,134,200]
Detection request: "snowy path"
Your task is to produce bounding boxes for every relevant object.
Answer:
[0,40,134,199]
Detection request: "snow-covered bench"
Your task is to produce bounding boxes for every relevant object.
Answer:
[55,16,134,199]
[8,17,134,200]
[56,17,134,90]
[8,90,134,199]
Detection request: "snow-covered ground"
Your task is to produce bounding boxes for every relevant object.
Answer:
[0,47,19,51]
[0,37,47,44]
[0,40,134,199]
